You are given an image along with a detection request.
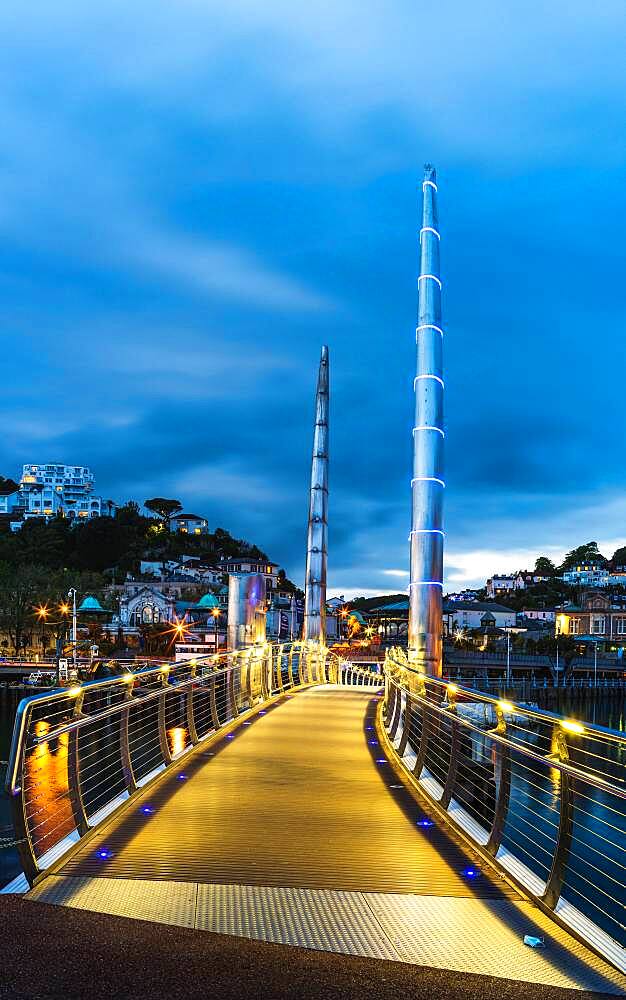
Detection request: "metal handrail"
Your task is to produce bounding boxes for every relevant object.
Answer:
[381,647,626,973]
[5,641,379,887]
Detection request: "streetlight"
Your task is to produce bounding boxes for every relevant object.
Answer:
[67,588,77,675]
[212,607,220,651]
[505,626,511,690]
[36,606,49,662]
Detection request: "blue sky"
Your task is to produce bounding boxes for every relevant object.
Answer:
[1,2,625,596]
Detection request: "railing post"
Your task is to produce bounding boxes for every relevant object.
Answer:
[486,715,511,855]
[440,692,460,810]
[383,678,397,727]
[320,646,329,683]
[8,708,39,886]
[275,644,284,693]
[120,682,137,794]
[67,691,90,835]
[389,684,403,739]
[298,642,309,684]
[158,670,173,765]
[239,649,250,707]
[186,661,199,745]
[227,660,238,719]
[209,670,220,730]
[543,725,574,909]
[288,644,295,687]
[260,646,270,702]
[412,676,429,779]
[397,693,413,757]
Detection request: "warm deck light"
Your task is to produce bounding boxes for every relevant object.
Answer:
[498,700,514,713]
[561,719,584,735]
[68,686,82,697]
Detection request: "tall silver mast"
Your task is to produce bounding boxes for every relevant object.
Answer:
[303,345,329,642]
[409,165,444,676]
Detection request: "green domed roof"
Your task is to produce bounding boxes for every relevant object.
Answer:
[78,595,106,612]
[194,592,220,609]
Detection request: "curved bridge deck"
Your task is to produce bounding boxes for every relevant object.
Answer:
[28,687,624,993]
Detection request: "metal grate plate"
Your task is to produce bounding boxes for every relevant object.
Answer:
[29,874,197,928]
[27,878,625,992]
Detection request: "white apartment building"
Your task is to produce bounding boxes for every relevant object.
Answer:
[12,464,105,524]
[562,565,610,587]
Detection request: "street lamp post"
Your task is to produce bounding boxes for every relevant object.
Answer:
[506,626,511,691]
[593,640,598,688]
[67,588,77,675]
[36,606,49,663]
[212,607,220,652]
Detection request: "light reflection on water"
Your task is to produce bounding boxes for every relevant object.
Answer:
[168,726,188,757]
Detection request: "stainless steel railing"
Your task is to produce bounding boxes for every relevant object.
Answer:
[381,647,626,973]
[5,641,379,887]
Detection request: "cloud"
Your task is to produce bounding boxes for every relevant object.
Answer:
[130,232,332,311]
[0,1,625,598]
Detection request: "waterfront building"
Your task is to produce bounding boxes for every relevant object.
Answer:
[119,585,176,626]
[443,600,516,633]
[555,590,626,643]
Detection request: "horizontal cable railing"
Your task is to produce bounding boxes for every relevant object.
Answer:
[5,642,379,887]
[381,647,626,974]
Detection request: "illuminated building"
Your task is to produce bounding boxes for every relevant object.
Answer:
[3,463,105,527]
[169,512,209,535]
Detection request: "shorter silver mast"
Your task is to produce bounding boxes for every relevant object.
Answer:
[303,346,329,642]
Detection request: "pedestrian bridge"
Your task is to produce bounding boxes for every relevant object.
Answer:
[4,643,625,992]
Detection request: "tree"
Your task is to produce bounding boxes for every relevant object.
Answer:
[534,556,557,576]
[0,563,47,654]
[0,476,19,495]
[611,546,626,569]
[144,498,183,531]
[560,542,607,572]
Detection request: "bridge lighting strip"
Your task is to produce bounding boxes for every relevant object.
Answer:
[409,580,444,587]
[420,226,440,240]
[413,426,445,436]
[414,374,444,388]
[416,324,444,337]
[417,274,442,289]
[423,180,438,191]
[411,476,445,487]
[409,529,445,538]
